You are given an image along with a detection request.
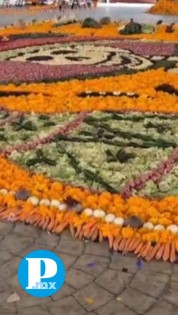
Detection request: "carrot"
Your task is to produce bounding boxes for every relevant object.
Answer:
[118,238,126,252]
[70,224,76,238]
[170,241,176,263]
[47,217,56,231]
[29,214,39,225]
[134,242,144,255]
[108,235,114,249]
[175,239,178,253]
[127,238,136,252]
[130,239,142,252]
[75,225,82,238]
[42,217,51,230]
[145,243,161,261]
[91,228,98,241]
[83,221,96,231]
[123,238,132,254]
[38,216,45,228]
[99,230,103,243]
[83,225,94,238]
[113,235,122,251]
[141,241,152,258]
[0,206,6,214]
[34,215,42,227]
[79,229,84,240]
[1,208,15,219]
[156,244,165,260]
[55,221,68,233]
[88,224,97,239]
[163,241,171,262]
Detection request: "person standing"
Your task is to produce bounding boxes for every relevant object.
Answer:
[71,0,80,9]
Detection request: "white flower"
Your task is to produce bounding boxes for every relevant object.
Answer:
[93,209,105,218]
[167,225,178,234]
[154,224,165,231]
[83,208,93,216]
[27,196,39,206]
[58,203,67,211]
[40,199,51,206]
[0,189,8,195]
[105,214,115,223]
[114,217,124,226]
[143,222,154,230]
[51,200,61,208]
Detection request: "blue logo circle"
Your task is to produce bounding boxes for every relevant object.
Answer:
[18,250,66,298]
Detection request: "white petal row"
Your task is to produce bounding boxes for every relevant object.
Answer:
[0,189,178,234]
[82,208,178,234]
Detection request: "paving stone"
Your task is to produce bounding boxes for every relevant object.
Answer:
[110,254,138,274]
[163,289,178,306]
[0,221,14,236]
[0,276,10,292]
[130,270,169,298]
[97,299,136,315]
[0,291,17,312]
[171,264,178,282]
[74,254,109,277]
[145,301,177,315]
[48,296,86,315]
[0,257,21,280]
[56,238,84,256]
[52,284,75,300]
[143,261,172,274]
[35,230,60,247]
[96,269,132,295]
[16,288,51,308]
[18,305,49,315]
[7,274,20,290]
[119,287,156,314]
[0,308,17,314]
[0,250,14,265]
[60,229,73,240]
[74,283,113,311]
[14,222,40,238]
[1,234,34,255]
[66,268,94,289]
[20,243,54,256]
[56,252,76,269]
[84,241,111,257]
[169,281,178,290]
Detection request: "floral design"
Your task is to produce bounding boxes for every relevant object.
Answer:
[0,21,178,262]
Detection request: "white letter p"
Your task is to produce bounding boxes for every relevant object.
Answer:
[26,258,57,289]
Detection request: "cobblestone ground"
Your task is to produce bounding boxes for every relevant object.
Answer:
[0,222,177,315]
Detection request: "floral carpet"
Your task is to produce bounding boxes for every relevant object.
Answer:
[0,20,178,262]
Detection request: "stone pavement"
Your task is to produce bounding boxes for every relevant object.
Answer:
[0,221,177,315]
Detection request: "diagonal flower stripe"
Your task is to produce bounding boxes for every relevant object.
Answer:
[1,111,89,156]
